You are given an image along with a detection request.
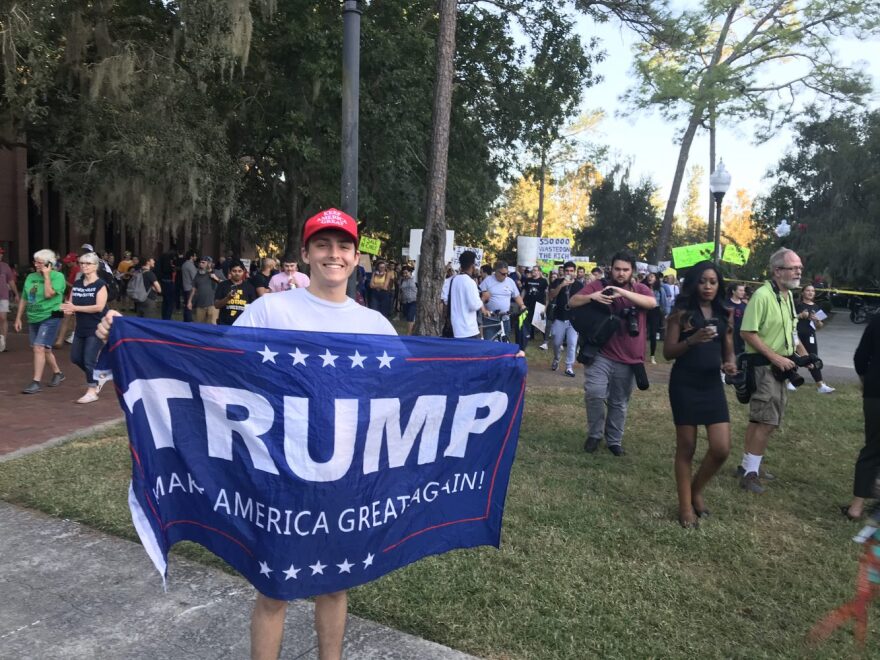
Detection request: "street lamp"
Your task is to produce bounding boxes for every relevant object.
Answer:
[709,160,731,263]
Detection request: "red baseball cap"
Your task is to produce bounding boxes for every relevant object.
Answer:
[302,208,358,245]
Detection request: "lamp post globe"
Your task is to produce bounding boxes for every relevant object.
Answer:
[709,160,732,263]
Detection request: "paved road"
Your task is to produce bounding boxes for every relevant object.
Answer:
[0,502,475,660]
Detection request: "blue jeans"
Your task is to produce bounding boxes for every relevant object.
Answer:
[28,317,61,348]
[551,319,578,369]
[71,334,103,385]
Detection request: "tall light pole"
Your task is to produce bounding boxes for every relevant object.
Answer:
[709,160,731,263]
[342,0,362,297]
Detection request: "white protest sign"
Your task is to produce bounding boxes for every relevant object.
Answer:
[409,229,455,265]
[636,261,649,274]
[657,260,671,272]
[537,237,571,261]
[532,302,547,335]
[453,246,483,269]
[517,236,539,267]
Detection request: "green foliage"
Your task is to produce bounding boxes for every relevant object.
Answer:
[624,0,879,260]
[575,164,662,262]
[754,109,880,287]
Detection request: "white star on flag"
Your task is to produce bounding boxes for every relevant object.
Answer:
[310,560,327,575]
[283,564,300,581]
[319,349,339,368]
[258,345,278,364]
[290,347,309,366]
[336,559,354,574]
[348,350,367,368]
[363,553,374,569]
[377,351,395,369]
[259,561,273,577]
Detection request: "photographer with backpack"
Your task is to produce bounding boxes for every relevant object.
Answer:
[568,251,657,457]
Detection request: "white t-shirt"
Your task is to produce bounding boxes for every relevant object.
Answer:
[441,274,482,338]
[479,276,519,313]
[235,287,396,336]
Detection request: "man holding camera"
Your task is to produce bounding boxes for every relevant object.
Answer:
[737,248,814,494]
[569,251,657,456]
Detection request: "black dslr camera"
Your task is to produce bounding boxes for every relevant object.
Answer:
[724,353,751,404]
[771,353,823,388]
[621,306,640,337]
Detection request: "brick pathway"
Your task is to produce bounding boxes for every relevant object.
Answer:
[0,330,123,456]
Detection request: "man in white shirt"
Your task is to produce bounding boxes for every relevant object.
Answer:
[98,208,395,660]
[440,250,487,339]
[479,261,525,341]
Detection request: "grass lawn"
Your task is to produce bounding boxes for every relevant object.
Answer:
[0,348,872,658]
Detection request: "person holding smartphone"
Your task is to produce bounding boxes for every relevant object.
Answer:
[214,260,257,325]
[663,261,737,527]
[14,249,67,394]
[568,251,657,456]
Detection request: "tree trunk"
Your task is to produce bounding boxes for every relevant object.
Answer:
[707,104,716,242]
[413,0,457,337]
[536,150,546,237]
[655,5,737,261]
[655,106,704,261]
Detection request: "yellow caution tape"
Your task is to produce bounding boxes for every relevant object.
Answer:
[727,279,880,298]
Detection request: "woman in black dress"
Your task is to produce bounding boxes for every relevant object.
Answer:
[794,284,835,393]
[664,261,737,528]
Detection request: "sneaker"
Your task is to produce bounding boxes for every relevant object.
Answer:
[734,465,776,481]
[538,342,548,351]
[48,371,65,387]
[740,471,765,494]
[564,368,575,377]
[583,436,601,453]
[608,444,625,457]
[817,384,836,394]
[0,334,5,352]
[551,359,559,371]
[650,356,657,364]
[22,380,42,394]
[65,332,74,344]
[77,392,99,404]
[786,382,797,391]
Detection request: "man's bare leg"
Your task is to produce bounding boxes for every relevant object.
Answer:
[251,594,287,660]
[744,421,775,457]
[315,590,347,660]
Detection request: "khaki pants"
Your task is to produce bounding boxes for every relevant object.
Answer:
[194,306,216,324]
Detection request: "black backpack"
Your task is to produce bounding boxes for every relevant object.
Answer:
[570,301,619,347]
[97,262,120,302]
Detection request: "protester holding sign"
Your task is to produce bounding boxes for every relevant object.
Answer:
[522,266,549,350]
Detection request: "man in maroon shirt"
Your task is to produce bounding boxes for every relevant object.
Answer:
[569,251,657,456]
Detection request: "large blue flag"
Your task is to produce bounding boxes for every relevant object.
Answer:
[97,318,526,600]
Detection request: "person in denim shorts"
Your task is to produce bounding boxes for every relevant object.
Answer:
[14,249,67,394]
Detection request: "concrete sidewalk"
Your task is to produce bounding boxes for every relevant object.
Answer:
[0,502,475,659]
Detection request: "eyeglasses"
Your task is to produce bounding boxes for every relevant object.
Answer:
[497,271,508,276]
[78,261,96,266]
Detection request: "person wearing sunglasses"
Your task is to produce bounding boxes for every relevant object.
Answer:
[14,249,67,394]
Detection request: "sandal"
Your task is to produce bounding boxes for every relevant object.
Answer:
[839,504,860,522]
[678,514,700,530]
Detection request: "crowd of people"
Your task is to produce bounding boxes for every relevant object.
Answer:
[4,216,880,659]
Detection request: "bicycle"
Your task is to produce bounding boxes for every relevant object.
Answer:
[480,308,528,342]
